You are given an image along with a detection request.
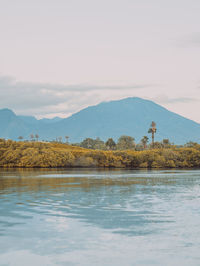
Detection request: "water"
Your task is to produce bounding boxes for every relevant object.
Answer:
[0,168,200,266]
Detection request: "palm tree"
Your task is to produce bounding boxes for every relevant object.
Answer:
[35,134,39,141]
[141,136,149,149]
[30,134,35,142]
[148,121,157,147]
[65,136,69,143]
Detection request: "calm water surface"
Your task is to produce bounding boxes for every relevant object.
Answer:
[0,168,200,266]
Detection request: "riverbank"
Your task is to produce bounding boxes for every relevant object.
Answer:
[0,139,200,168]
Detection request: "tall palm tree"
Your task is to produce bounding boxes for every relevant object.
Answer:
[35,134,39,141]
[141,136,149,149]
[148,121,157,147]
[30,134,34,142]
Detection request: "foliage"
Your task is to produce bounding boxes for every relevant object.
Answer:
[117,135,135,150]
[1,139,200,169]
[105,138,116,150]
[80,138,105,149]
[140,136,149,149]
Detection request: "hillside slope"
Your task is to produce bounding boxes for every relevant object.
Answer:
[0,98,200,144]
[42,97,200,144]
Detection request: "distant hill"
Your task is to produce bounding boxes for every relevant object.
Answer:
[0,109,31,140]
[0,97,200,144]
[0,110,63,140]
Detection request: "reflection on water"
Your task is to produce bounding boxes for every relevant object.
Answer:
[0,168,200,266]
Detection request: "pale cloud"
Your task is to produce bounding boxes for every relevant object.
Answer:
[180,33,200,48]
[0,0,200,123]
[149,94,200,124]
[152,95,199,104]
[0,75,148,117]
[1,75,200,123]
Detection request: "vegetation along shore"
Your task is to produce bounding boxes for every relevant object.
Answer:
[1,137,200,169]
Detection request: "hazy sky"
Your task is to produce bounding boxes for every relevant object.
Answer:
[0,0,200,121]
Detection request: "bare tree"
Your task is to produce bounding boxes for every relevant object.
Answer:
[58,136,63,143]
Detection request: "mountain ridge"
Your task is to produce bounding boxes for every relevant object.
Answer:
[0,97,200,144]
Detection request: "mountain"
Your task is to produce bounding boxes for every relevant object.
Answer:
[0,109,30,139]
[0,97,200,144]
[19,115,38,125]
[48,97,200,144]
[0,110,63,140]
[19,116,63,125]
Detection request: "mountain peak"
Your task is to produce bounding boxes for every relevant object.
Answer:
[0,108,16,118]
[99,97,158,108]
[0,98,200,144]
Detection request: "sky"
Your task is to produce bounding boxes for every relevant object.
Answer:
[0,0,200,121]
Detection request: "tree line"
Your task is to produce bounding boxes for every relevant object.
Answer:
[1,137,200,169]
[2,120,199,169]
[17,121,158,150]
[75,121,169,150]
